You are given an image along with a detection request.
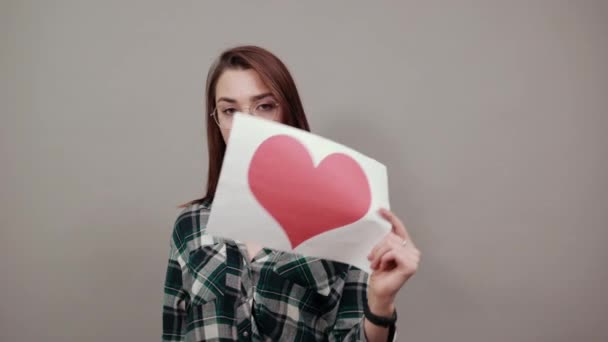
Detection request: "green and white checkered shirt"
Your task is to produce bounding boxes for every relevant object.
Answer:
[162,201,396,341]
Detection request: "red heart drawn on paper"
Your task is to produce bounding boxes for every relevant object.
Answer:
[248,134,372,249]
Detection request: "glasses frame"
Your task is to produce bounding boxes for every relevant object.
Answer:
[210,99,281,129]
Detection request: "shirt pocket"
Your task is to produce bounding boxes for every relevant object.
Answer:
[185,244,235,339]
[186,243,228,306]
[285,274,347,318]
[186,296,236,341]
[254,268,347,339]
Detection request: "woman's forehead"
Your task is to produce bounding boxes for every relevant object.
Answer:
[215,69,272,102]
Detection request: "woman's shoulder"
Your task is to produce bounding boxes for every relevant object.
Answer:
[170,199,213,252]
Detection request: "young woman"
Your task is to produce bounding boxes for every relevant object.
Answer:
[162,45,421,341]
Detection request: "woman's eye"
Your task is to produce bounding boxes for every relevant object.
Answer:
[257,102,277,112]
[221,108,236,115]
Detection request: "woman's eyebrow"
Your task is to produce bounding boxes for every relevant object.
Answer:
[217,97,237,104]
[217,92,274,104]
[250,92,274,101]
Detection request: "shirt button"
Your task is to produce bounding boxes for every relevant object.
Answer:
[243,331,249,337]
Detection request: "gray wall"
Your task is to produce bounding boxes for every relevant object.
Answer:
[1,1,607,341]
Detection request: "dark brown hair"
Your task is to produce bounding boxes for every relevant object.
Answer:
[178,45,311,208]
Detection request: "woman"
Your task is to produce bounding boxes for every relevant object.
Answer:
[162,45,421,341]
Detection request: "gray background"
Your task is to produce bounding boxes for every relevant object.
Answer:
[1,1,607,341]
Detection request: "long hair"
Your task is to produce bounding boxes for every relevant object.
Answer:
[179,46,311,208]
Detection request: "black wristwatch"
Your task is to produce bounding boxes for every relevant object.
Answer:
[363,300,397,327]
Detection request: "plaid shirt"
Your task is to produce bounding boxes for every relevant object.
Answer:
[162,201,396,341]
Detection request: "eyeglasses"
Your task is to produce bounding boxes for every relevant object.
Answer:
[210,99,280,129]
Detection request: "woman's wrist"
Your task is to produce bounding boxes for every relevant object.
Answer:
[363,292,397,340]
[367,292,396,317]
[368,300,395,317]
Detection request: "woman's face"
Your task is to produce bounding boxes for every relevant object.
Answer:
[213,69,284,143]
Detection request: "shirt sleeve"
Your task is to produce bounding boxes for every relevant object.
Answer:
[328,266,397,342]
[162,237,189,341]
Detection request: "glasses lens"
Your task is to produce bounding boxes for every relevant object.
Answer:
[214,108,235,129]
[252,100,279,120]
[213,100,279,129]
[212,110,221,127]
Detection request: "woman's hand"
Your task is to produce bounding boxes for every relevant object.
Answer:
[366,208,421,314]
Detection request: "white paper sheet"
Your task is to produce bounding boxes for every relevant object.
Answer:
[206,113,391,273]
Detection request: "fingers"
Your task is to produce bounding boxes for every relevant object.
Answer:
[368,209,419,271]
[380,250,421,274]
[368,233,396,262]
[379,250,398,271]
[379,208,414,247]
[368,234,402,270]
[378,244,422,273]
[368,233,400,259]
[368,233,422,271]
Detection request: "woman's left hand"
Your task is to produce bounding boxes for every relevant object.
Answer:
[366,208,421,313]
